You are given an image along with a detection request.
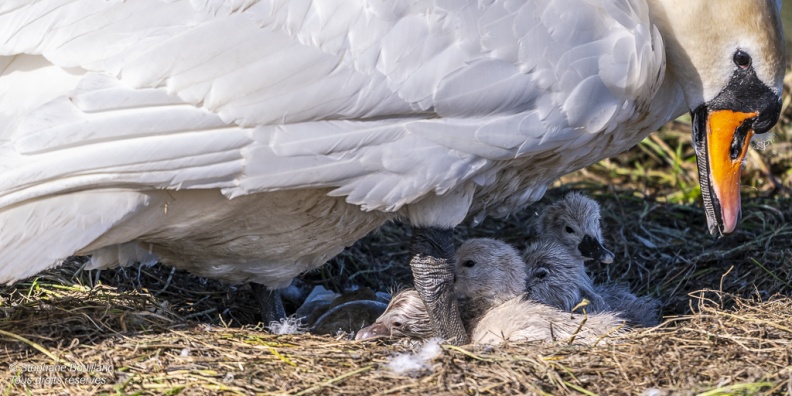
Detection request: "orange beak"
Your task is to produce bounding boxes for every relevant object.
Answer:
[701,109,756,235]
[690,54,782,236]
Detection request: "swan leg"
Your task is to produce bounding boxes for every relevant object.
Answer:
[409,227,469,345]
[252,283,286,325]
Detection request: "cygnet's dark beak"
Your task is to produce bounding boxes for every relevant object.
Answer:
[354,322,389,340]
[578,235,614,264]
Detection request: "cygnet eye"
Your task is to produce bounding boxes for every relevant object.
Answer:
[535,268,549,280]
[565,226,575,234]
[392,321,403,328]
[462,260,476,268]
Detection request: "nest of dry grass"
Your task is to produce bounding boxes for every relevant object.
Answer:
[1,283,790,395]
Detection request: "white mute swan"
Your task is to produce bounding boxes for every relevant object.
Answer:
[0,0,784,344]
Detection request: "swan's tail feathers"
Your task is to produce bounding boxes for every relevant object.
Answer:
[0,190,152,285]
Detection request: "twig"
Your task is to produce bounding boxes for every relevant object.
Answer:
[716,311,792,334]
[751,258,792,289]
[443,344,495,362]
[266,346,297,367]
[592,322,627,347]
[0,329,67,364]
[695,382,773,396]
[184,308,218,319]
[154,267,177,296]
[567,301,589,346]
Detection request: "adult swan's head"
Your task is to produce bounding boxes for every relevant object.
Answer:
[650,0,785,235]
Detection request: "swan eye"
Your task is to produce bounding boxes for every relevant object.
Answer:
[393,321,402,328]
[462,260,476,268]
[733,50,751,69]
[565,226,575,234]
[535,268,549,280]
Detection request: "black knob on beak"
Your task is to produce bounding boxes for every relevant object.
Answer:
[578,235,615,264]
[752,97,781,134]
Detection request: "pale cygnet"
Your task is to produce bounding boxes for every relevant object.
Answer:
[454,238,526,301]
[453,237,533,331]
[470,296,625,345]
[354,289,432,340]
[538,192,614,264]
[453,235,623,346]
[356,237,524,341]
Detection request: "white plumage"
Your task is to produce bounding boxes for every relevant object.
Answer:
[0,0,782,298]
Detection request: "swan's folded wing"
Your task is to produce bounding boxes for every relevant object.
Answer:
[0,0,663,213]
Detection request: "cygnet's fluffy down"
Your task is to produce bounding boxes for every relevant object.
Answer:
[594,283,661,327]
[358,289,625,345]
[524,239,661,327]
[470,296,624,345]
[358,238,625,345]
[530,193,661,325]
[537,192,614,264]
[523,239,608,312]
[457,238,624,345]
[355,288,432,340]
[453,238,527,326]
